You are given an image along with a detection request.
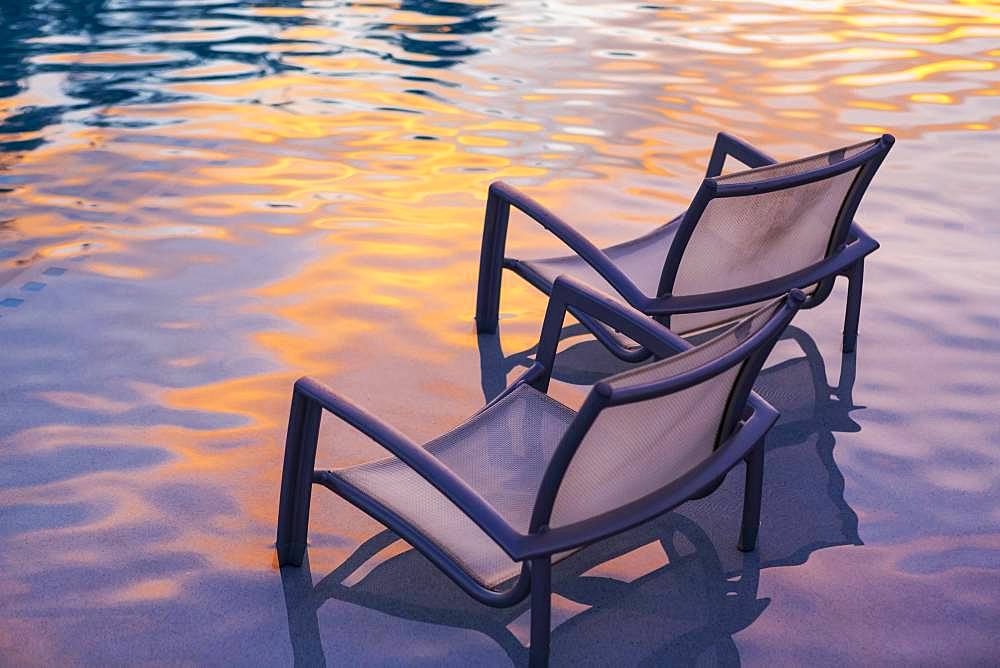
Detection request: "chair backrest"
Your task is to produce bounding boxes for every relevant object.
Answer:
[546,294,795,530]
[661,136,892,334]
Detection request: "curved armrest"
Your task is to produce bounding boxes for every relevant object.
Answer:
[486,181,647,306]
[514,393,779,559]
[846,221,878,247]
[531,275,691,392]
[645,228,879,316]
[293,377,525,557]
[705,132,777,178]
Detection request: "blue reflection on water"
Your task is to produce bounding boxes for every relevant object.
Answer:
[0,0,998,664]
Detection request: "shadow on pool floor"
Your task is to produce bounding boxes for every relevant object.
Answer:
[281,325,862,665]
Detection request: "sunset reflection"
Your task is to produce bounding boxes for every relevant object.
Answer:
[0,0,998,664]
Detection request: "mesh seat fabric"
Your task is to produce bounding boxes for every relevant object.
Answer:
[332,384,576,589]
[550,298,784,529]
[333,299,784,587]
[669,139,878,333]
[520,217,682,299]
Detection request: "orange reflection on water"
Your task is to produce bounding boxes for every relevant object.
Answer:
[835,58,996,87]
[0,2,998,649]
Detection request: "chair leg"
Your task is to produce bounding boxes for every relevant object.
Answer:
[276,391,322,567]
[738,438,765,552]
[474,194,510,334]
[842,259,865,353]
[529,558,552,668]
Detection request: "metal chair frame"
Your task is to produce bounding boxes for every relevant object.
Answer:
[277,275,805,666]
[475,133,892,360]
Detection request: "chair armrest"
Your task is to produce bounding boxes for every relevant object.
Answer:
[531,275,691,391]
[514,392,780,559]
[847,221,878,248]
[486,181,647,306]
[705,132,777,178]
[292,377,525,556]
[645,231,879,316]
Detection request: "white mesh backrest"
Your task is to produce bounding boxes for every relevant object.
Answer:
[549,297,785,529]
[669,139,878,334]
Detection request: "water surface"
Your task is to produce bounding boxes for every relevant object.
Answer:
[1,0,998,664]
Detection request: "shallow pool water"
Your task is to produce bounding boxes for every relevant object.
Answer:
[1,1,998,664]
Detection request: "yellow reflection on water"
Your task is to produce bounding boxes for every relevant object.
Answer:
[1,0,999,605]
[836,59,996,87]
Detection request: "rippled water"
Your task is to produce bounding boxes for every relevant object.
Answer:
[1,1,998,664]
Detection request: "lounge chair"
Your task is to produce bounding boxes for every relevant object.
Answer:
[281,325,864,664]
[276,275,805,666]
[474,133,892,360]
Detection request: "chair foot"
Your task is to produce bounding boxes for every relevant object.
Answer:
[475,300,500,334]
[529,558,551,668]
[277,542,307,568]
[842,260,864,354]
[738,439,764,552]
[474,274,501,334]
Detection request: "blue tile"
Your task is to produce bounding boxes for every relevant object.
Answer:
[0,298,24,308]
[43,267,67,276]
[21,282,45,292]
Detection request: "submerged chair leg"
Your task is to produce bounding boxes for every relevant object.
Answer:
[842,259,865,353]
[738,438,765,552]
[276,390,322,567]
[529,558,552,668]
[474,191,511,334]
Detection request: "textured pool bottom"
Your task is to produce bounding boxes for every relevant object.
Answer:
[0,240,997,664]
[0,0,998,663]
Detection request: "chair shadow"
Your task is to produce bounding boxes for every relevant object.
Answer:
[478,323,632,401]
[282,325,863,666]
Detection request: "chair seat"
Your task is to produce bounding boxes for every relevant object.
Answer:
[332,384,577,589]
[519,215,682,301]
[517,214,816,340]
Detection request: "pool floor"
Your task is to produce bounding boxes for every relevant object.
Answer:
[1,1,998,665]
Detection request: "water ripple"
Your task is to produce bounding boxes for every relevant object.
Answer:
[1,0,999,664]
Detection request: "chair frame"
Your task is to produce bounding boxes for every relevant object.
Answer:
[475,132,891,359]
[277,276,803,666]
